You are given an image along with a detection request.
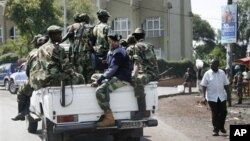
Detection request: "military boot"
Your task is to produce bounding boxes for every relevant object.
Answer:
[133,97,146,120]
[96,110,115,127]
[11,103,26,121]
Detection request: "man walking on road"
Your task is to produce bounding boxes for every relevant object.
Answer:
[200,59,231,136]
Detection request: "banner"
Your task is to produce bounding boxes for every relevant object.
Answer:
[221,5,237,43]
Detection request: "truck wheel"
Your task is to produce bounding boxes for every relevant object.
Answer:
[4,80,9,90]
[9,80,18,94]
[42,117,63,141]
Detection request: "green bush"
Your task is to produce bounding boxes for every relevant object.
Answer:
[0,53,18,64]
[157,59,195,79]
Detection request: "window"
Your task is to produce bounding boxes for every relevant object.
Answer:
[10,26,18,40]
[145,17,163,37]
[0,25,2,44]
[112,18,130,39]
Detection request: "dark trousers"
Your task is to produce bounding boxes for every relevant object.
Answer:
[208,98,227,132]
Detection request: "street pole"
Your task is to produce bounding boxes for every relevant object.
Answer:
[226,0,233,107]
[63,0,67,38]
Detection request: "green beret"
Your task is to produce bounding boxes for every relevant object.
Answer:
[47,25,62,33]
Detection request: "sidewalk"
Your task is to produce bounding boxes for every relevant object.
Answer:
[157,86,199,98]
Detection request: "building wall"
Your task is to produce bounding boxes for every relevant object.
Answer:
[96,0,193,61]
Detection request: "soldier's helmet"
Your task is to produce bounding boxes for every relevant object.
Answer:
[126,34,136,45]
[235,65,240,71]
[132,28,145,35]
[37,36,48,47]
[97,9,110,17]
[47,25,62,33]
[79,13,90,23]
[31,34,43,44]
[73,13,80,22]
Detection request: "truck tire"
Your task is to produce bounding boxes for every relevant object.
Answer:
[42,117,63,141]
[9,80,18,94]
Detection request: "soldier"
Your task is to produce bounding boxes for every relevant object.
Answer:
[31,25,84,90]
[92,9,111,72]
[233,65,243,104]
[62,13,95,83]
[131,28,159,120]
[12,35,48,121]
[126,34,137,64]
[91,33,132,127]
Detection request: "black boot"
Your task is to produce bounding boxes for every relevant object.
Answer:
[133,97,146,120]
[12,103,25,121]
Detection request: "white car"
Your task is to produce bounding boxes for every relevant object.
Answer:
[8,63,28,94]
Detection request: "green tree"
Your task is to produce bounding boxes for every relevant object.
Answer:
[55,0,95,25]
[5,0,60,41]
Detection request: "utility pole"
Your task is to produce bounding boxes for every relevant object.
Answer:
[226,0,233,107]
[63,0,67,37]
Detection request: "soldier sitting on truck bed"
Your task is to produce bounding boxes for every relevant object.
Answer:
[131,28,159,120]
[12,35,48,121]
[91,33,132,127]
[30,25,85,90]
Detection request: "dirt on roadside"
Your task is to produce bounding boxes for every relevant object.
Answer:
[158,93,250,141]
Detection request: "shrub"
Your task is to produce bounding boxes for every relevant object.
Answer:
[0,53,18,64]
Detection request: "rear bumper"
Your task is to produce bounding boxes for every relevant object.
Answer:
[53,119,158,134]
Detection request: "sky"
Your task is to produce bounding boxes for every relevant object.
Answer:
[191,0,228,30]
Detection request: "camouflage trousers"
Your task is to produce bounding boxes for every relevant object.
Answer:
[132,73,154,98]
[75,52,95,83]
[31,71,85,90]
[17,81,33,104]
[95,76,129,111]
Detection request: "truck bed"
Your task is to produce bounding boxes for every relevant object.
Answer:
[30,82,158,124]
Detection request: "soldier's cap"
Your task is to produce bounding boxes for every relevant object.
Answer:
[108,33,122,41]
[97,9,111,17]
[120,39,128,46]
[47,25,62,33]
[31,34,43,43]
[132,28,145,35]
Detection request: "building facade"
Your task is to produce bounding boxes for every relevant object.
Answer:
[0,0,17,45]
[92,0,193,61]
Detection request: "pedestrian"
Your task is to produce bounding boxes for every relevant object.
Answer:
[93,9,111,72]
[131,28,159,120]
[91,33,132,127]
[12,35,48,121]
[183,67,193,94]
[233,65,243,104]
[200,59,231,136]
[196,59,204,95]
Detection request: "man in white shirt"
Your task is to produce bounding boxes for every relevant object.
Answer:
[200,59,231,136]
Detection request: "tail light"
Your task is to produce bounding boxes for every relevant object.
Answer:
[57,115,78,123]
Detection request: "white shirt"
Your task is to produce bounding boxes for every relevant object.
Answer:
[200,69,229,102]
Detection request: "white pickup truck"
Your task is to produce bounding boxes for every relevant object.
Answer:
[26,82,158,141]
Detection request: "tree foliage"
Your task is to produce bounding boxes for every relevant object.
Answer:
[55,0,95,25]
[192,14,215,43]
[5,0,60,40]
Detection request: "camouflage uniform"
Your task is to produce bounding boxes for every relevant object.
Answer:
[132,40,159,97]
[131,28,159,120]
[93,9,111,72]
[12,35,48,121]
[30,25,84,90]
[63,13,95,83]
[233,71,243,104]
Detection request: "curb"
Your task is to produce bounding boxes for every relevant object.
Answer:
[158,92,199,99]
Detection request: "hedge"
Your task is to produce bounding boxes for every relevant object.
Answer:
[0,53,18,65]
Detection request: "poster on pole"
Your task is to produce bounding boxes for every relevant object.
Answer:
[221,5,237,44]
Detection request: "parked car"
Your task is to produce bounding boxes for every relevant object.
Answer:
[0,63,19,90]
[8,63,28,94]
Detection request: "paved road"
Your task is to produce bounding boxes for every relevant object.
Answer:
[0,86,195,141]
